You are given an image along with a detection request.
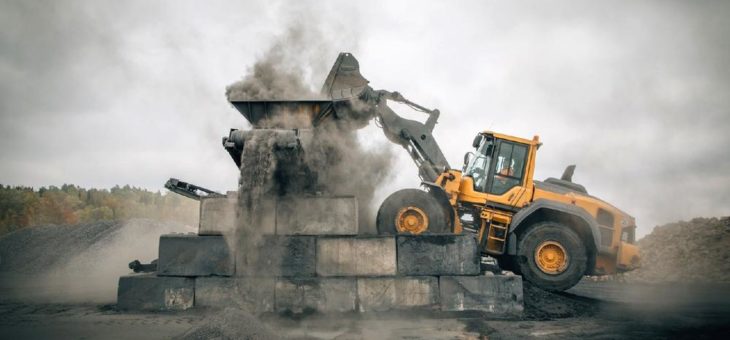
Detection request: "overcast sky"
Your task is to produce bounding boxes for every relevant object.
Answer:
[1,0,728,236]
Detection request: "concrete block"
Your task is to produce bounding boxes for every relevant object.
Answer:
[357,277,439,312]
[439,275,524,315]
[158,234,234,277]
[117,273,194,311]
[195,277,274,313]
[316,237,396,276]
[276,196,358,235]
[199,194,236,235]
[275,278,357,313]
[397,234,480,276]
[248,197,277,235]
[236,235,315,277]
[199,194,275,235]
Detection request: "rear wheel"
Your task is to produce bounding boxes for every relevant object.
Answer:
[376,189,451,235]
[516,222,587,291]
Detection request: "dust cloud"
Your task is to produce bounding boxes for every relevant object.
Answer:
[215,27,394,336]
[225,25,327,101]
[227,23,395,232]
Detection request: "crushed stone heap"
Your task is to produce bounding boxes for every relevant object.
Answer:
[625,217,730,283]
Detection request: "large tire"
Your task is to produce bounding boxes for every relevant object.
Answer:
[376,189,451,235]
[515,222,587,291]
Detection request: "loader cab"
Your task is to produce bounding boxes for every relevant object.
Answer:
[463,132,539,205]
[463,135,495,192]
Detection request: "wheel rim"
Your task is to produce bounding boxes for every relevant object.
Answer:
[395,206,429,234]
[534,240,569,275]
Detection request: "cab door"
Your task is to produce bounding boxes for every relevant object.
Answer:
[472,139,534,254]
[483,139,533,208]
[460,137,534,208]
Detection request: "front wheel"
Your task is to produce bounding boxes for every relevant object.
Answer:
[376,189,452,235]
[515,222,587,291]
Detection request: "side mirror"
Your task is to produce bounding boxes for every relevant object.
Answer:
[472,134,483,148]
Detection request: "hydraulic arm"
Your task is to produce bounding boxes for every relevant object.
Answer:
[220,53,450,183]
[322,53,450,182]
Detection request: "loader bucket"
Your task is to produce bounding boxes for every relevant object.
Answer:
[321,52,370,100]
[229,52,375,128]
[230,100,334,127]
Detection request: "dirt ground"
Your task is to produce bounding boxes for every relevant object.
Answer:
[2,219,729,339]
[1,280,728,339]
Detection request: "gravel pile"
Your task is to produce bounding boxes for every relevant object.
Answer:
[522,282,599,320]
[0,221,122,274]
[0,219,191,275]
[0,218,193,302]
[625,217,730,283]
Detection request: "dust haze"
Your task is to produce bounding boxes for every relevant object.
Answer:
[225,25,326,101]
[227,23,393,230]
[0,219,195,303]
[1,0,729,236]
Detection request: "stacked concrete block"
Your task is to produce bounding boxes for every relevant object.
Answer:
[157,234,234,277]
[236,235,316,277]
[316,237,396,276]
[397,234,480,275]
[117,193,524,316]
[249,197,277,234]
[357,277,439,312]
[117,273,194,311]
[200,194,354,236]
[195,277,275,313]
[275,278,358,313]
[199,194,276,235]
[439,275,524,315]
[198,192,236,235]
[276,196,358,235]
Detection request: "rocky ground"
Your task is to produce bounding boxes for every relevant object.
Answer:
[1,281,728,339]
[1,218,729,339]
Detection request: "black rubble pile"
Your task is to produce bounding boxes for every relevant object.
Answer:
[0,219,189,275]
[522,282,599,320]
[0,220,122,274]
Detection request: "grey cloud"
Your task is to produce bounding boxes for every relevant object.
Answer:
[1,0,728,236]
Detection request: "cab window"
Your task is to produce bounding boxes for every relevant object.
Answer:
[464,137,493,192]
[489,141,527,195]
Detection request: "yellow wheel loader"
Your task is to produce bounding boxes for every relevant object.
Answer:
[221,53,641,292]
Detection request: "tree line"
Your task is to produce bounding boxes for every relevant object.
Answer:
[0,184,199,236]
